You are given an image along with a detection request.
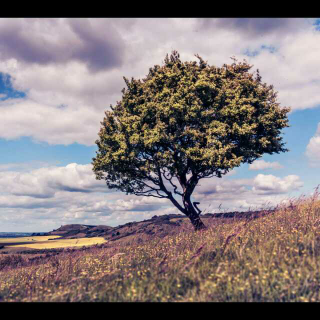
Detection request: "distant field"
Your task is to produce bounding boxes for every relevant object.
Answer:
[0,235,107,249]
[0,235,60,244]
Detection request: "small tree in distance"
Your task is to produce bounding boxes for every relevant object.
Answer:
[92,51,290,231]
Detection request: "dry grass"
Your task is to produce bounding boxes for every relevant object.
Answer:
[1,188,320,302]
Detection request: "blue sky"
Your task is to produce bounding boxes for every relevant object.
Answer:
[0,18,320,232]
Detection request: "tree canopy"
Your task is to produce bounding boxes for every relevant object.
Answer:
[92,50,290,230]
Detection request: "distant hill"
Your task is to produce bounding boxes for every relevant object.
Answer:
[43,210,273,245]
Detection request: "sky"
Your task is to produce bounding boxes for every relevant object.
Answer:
[1,17,320,232]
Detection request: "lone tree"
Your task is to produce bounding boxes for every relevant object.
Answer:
[92,51,290,231]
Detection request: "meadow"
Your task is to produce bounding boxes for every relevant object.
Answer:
[1,188,320,302]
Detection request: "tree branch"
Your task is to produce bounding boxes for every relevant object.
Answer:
[162,168,183,196]
[167,192,187,214]
[133,191,168,199]
[134,180,166,198]
[193,202,202,215]
[155,164,187,214]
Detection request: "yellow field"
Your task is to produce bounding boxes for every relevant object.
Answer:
[0,235,61,244]
[0,235,107,249]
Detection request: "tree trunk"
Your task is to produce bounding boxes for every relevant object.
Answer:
[187,210,207,231]
[166,189,207,231]
[183,195,207,231]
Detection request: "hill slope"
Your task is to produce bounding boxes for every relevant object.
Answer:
[44,210,272,245]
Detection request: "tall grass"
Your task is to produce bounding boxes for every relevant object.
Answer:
[1,188,320,302]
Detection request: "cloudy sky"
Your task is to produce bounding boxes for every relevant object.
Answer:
[1,18,320,232]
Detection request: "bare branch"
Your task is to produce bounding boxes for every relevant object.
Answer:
[134,191,168,199]
[154,164,171,196]
[134,180,167,198]
[162,168,183,196]
[193,202,202,215]
[167,192,187,214]
[152,164,186,214]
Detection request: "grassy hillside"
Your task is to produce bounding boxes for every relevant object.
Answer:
[1,189,320,302]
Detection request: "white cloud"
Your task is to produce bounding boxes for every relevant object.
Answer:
[190,173,303,212]
[0,98,103,146]
[249,160,283,170]
[109,197,168,212]
[306,123,320,167]
[0,163,108,198]
[0,161,58,172]
[252,174,303,195]
[0,18,126,72]
[197,18,311,39]
[0,161,305,231]
[0,18,319,146]
[194,177,252,197]
[0,162,173,229]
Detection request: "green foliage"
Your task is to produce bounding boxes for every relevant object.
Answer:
[92,50,290,227]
